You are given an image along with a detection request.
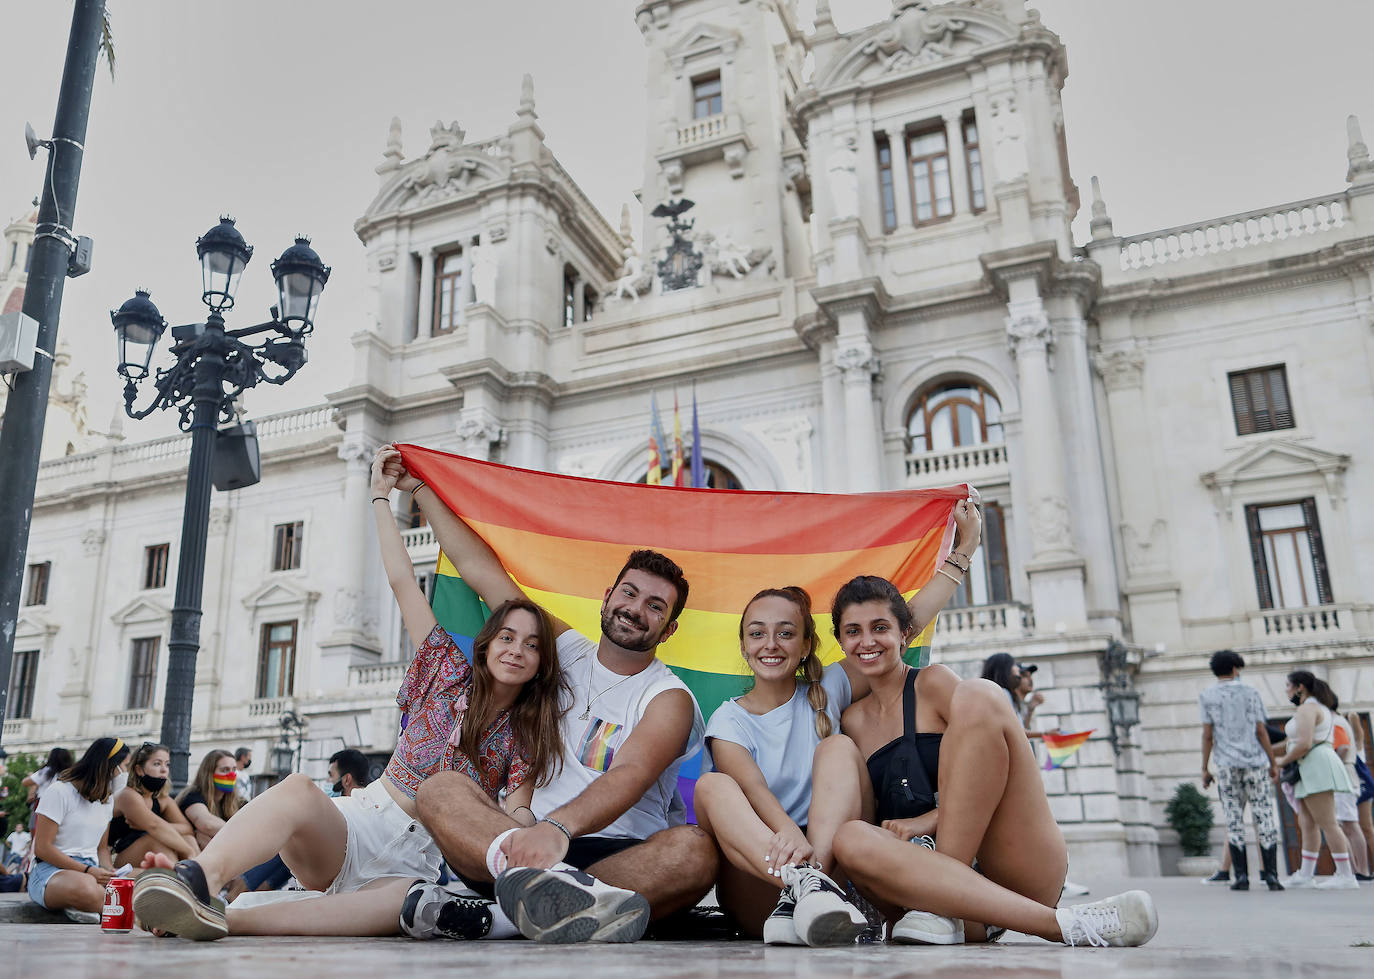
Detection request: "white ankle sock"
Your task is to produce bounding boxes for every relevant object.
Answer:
[1300,850,1319,875]
[1333,853,1354,877]
[482,903,519,940]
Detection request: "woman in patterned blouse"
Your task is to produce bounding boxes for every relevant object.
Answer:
[132,445,567,940]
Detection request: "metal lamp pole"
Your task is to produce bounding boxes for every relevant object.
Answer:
[113,220,329,785]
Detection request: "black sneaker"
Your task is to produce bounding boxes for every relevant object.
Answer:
[399,882,494,940]
[494,867,649,944]
[131,860,228,941]
[1201,869,1230,885]
[762,883,802,945]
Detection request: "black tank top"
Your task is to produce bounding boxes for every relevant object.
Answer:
[109,795,162,854]
[865,667,942,823]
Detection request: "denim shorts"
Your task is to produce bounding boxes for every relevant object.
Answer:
[27,855,96,909]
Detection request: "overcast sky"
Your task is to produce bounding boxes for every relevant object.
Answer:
[2,0,1370,436]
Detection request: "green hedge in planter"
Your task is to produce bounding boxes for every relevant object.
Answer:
[1165,781,1214,856]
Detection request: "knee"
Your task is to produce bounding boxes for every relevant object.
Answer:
[814,734,860,763]
[692,772,736,810]
[415,770,477,824]
[666,825,719,887]
[952,679,1015,724]
[281,771,318,798]
[832,819,876,870]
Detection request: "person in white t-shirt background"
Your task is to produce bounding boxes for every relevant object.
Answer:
[403,455,716,946]
[28,737,131,922]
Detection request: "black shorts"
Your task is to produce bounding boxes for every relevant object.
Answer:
[457,835,646,898]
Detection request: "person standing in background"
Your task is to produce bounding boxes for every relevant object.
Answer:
[1198,650,1283,892]
[233,748,253,803]
[1016,663,1046,740]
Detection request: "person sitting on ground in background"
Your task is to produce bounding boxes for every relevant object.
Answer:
[27,737,130,922]
[23,747,74,825]
[1274,671,1358,889]
[827,574,1158,948]
[177,750,244,850]
[111,742,199,868]
[133,444,568,941]
[400,447,717,946]
[1198,650,1283,892]
[233,748,253,803]
[328,750,371,797]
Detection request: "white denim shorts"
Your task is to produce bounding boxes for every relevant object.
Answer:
[326,781,443,894]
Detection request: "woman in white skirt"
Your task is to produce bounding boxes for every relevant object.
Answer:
[1274,671,1358,889]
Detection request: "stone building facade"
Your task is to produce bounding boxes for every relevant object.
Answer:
[7,0,1373,875]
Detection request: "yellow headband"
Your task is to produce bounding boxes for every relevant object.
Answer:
[107,737,125,759]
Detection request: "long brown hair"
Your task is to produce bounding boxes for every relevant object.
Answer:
[128,742,172,800]
[459,599,567,788]
[177,750,242,820]
[740,586,832,739]
[61,737,130,804]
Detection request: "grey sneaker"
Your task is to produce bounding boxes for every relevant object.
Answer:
[761,883,803,945]
[892,909,964,945]
[786,864,866,947]
[64,908,101,924]
[1056,890,1158,947]
[399,881,494,940]
[131,860,228,941]
[494,867,648,944]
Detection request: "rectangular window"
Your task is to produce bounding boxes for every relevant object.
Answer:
[876,136,897,232]
[949,502,1010,607]
[433,250,464,335]
[127,637,160,710]
[907,127,953,224]
[256,620,298,699]
[24,561,50,606]
[963,114,985,212]
[692,73,722,119]
[7,648,39,719]
[1245,499,1332,610]
[272,521,304,571]
[143,544,169,590]
[1229,365,1294,435]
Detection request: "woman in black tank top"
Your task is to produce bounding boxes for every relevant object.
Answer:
[110,743,199,868]
[817,510,1157,948]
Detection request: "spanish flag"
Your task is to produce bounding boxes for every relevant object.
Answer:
[397,444,968,723]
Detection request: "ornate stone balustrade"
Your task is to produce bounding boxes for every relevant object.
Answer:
[1118,194,1347,271]
[253,405,339,438]
[111,709,151,731]
[936,602,1033,641]
[36,453,99,480]
[348,662,408,688]
[677,115,728,146]
[1249,603,1353,641]
[248,697,293,719]
[905,442,1009,488]
[401,526,437,552]
[2,719,26,740]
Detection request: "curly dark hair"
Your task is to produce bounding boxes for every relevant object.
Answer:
[612,549,690,623]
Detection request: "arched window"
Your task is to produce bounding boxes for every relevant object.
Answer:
[639,456,743,490]
[907,380,1003,454]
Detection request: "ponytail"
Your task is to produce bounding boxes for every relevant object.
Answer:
[801,649,832,740]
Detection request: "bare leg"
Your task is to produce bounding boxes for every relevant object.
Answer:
[192,773,348,893]
[1358,800,1374,871]
[415,771,517,882]
[38,869,107,913]
[806,735,874,875]
[1303,791,1350,858]
[1340,820,1368,875]
[227,877,416,936]
[692,772,782,937]
[1294,796,1318,857]
[115,835,187,872]
[585,825,717,920]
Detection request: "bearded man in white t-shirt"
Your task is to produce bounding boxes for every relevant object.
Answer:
[397,467,717,945]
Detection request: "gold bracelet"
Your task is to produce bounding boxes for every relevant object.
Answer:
[936,566,963,585]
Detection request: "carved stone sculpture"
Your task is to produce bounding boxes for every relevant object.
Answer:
[827,133,860,219]
[612,246,652,303]
[989,95,1028,180]
[471,246,498,306]
[863,1,968,72]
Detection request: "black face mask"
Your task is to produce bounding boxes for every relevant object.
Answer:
[1290,693,1303,707]
[331,779,345,796]
[141,774,167,794]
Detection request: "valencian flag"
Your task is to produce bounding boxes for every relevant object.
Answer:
[1042,730,1094,770]
[647,393,667,485]
[396,444,970,808]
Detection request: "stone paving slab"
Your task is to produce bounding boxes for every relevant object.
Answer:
[1,878,1370,978]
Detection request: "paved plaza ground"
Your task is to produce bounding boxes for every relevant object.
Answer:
[1,876,1370,977]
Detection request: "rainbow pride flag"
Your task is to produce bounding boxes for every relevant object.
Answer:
[1042,730,1094,770]
[396,444,969,813]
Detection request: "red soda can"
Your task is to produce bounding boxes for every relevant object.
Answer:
[101,877,135,933]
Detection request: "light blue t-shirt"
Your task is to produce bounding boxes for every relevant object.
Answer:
[704,662,853,825]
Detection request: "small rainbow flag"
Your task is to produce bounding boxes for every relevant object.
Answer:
[396,444,969,815]
[1042,730,1094,770]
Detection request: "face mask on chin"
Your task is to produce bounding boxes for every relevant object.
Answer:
[141,774,168,794]
[330,779,344,797]
[1290,692,1303,707]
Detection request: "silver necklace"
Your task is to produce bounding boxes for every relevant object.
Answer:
[579,654,634,721]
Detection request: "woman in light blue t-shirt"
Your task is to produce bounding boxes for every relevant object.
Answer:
[694,586,873,946]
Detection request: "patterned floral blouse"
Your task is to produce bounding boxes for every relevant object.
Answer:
[384,623,530,802]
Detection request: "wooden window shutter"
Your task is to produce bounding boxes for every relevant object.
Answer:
[1246,372,1271,431]
[1300,497,1333,605]
[1244,504,1273,609]
[1268,367,1294,429]
[1229,373,1254,435]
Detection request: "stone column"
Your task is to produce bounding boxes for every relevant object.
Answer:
[416,249,436,339]
[943,111,972,216]
[461,238,476,310]
[1005,285,1088,630]
[883,126,913,229]
[572,278,587,325]
[835,340,883,492]
[318,435,382,689]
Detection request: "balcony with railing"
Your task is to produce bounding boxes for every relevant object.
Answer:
[111,708,153,732]
[3,719,28,741]
[936,602,1034,643]
[248,697,294,719]
[1248,603,1356,642]
[348,662,408,688]
[905,442,1009,491]
[402,525,438,557]
[657,113,750,178]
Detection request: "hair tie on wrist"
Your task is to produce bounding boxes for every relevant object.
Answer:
[371,496,390,505]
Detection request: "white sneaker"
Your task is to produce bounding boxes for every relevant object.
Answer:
[399,881,494,940]
[891,909,964,945]
[761,883,803,945]
[1055,890,1158,947]
[493,867,648,944]
[1283,873,1316,889]
[1314,875,1359,890]
[64,908,101,924]
[785,864,866,947]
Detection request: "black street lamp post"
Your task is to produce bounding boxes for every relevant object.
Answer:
[113,217,329,787]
